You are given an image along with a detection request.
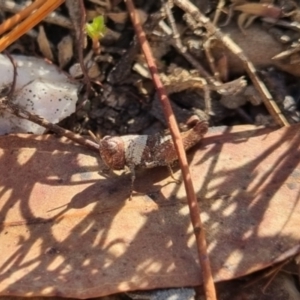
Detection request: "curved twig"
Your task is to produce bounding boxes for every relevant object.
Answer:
[124,1,217,299]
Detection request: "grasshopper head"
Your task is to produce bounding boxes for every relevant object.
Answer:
[99,136,126,170]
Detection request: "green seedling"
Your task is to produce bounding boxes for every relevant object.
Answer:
[86,16,106,54]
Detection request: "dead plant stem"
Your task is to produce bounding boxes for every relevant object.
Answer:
[0,0,65,52]
[0,0,43,36]
[65,0,91,104]
[124,0,217,299]
[0,98,99,152]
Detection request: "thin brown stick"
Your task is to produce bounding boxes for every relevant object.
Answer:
[157,17,246,96]
[124,1,217,299]
[78,0,91,101]
[0,53,97,152]
[173,0,289,127]
[0,0,72,29]
[4,52,17,98]
[65,0,91,104]
[0,0,65,52]
[0,98,99,152]
[163,1,213,114]
[213,0,226,25]
[0,0,44,36]
[243,258,291,289]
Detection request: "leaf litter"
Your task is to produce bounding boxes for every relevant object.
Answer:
[1,124,300,298]
[1,0,300,299]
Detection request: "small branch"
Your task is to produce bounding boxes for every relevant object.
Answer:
[163,1,212,114]
[0,0,44,36]
[124,0,217,299]
[78,0,92,102]
[158,13,246,96]
[4,52,17,98]
[66,0,91,104]
[0,98,99,152]
[0,0,72,31]
[212,0,226,25]
[0,0,65,52]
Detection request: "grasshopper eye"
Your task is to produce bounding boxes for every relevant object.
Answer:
[100,137,119,154]
[106,140,118,152]
[99,136,125,170]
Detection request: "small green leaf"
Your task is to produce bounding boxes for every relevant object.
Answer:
[86,16,106,40]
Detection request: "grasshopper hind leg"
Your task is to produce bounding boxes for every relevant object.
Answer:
[127,164,136,200]
[167,164,181,184]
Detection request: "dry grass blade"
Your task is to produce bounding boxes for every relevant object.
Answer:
[173,0,289,127]
[124,0,217,299]
[0,0,65,52]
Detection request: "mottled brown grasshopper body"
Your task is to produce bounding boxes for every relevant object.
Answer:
[98,119,208,196]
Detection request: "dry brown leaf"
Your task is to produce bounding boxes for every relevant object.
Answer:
[107,12,128,24]
[222,23,300,77]
[1,125,300,297]
[214,24,282,74]
[57,35,73,68]
[233,3,282,31]
[87,61,101,78]
[37,25,53,61]
[237,12,257,30]
[234,3,282,19]
[86,9,102,22]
